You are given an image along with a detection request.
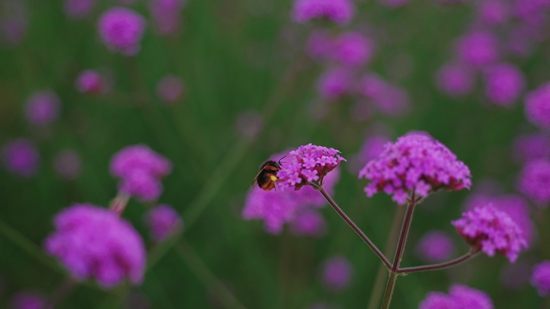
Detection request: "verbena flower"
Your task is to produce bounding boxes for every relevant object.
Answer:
[64,0,95,19]
[477,0,510,26]
[464,193,535,247]
[330,31,375,67]
[291,0,354,25]
[24,90,60,126]
[452,205,527,262]
[97,7,146,55]
[306,30,333,60]
[156,75,185,103]
[277,144,345,191]
[525,82,550,129]
[455,31,499,67]
[0,0,27,47]
[435,62,475,97]
[110,144,172,179]
[10,291,45,309]
[359,133,471,205]
[531,261,550,296]
[119,169,164,201]
[349,134,391,172]
[415,230,455,263]
[145,204,183,241]
[290,208,327,237]
[483,63,524,107]
[243,153,340,234]
[76,70,103,94]
[53,149,81,180]
[512,133,550,163]
[419,284,493,309]
[148,0,186,35]
[2,138,39,177]
[44,204,146,288]
[517,159,550,206]
[358,74,411,117]
[317,67,353,100]
[321,256,352,292]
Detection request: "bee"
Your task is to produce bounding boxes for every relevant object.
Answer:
[252,159,284,191]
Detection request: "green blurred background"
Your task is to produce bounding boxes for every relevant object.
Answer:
[0,0,548,308]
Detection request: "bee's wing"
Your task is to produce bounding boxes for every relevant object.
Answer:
[252,170,262,188]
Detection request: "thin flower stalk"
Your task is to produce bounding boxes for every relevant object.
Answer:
[397,250,479,274]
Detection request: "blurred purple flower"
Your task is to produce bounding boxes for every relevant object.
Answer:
[119,169,164,202]
[477,0,510,26]
[358,74,410,116]
[418,292,457,309]
[110,144,172,179]
[64,0,95,19]
[317,67,353,100]
[54,149,82,180]
[512,133,550,163]
[76,70,103,94]
[449,284,494,309]
[235,110,263,140]
[435,62,475,97]
[97,7,146,55]
[277,144,345,191]
[415,231,455,263]
[321,256,352,292]
[44,204,146,288]
[290,208,327,237]
[514,0,550,27]
[2,138,39,177]
[149,0,186,35]
[145,204,183,241]
[156,75,185,103]
[10,291,45,309]
[0,0,27,46]
[464,193,535,247]
[359,133,471,205]
[330,31,375,67]
[455,31,499,67]
[531,261,550,296]
[306,30,333,60]
[291,0,354,25]
[452,205,527,262]
[517,159,550,206]
[24,90,61,126]
[349,134,391,172]
[525,82,550,129]
[483,63,524,107]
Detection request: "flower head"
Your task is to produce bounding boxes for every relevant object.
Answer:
[483,63,524,107]
[290,208,327,237]
[317,67,353,100]
[435,62,475,97]
[525,82,550,129]
[145,204,183,241]
[44,204,146,288]
[118,169,163,202]
[477,0,510,26]
[76,70,103,94]
[277,144,345,191]
[25,90,60,126]
[97,7,146,55]
[415,231,455,263]
[452,205,527,262]
[54,149,82,180]
[321,256,352,292]
[64,0,95,19]
[306,30,333,60]
[418,292,457,309]
[149,0,186,35]
[531,261,550,296]
[513,133,550,163]
[110,145,171,179]
[455,31,499,67]
[449,284,494,309]
[359,133,471,205]
[517,159,550,206]
[156,75,185,103]
[358,74,411,116]
[2,138,39,177]
[330,32,375,67]
[291,0,354,25]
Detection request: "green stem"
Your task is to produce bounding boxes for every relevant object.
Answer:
[397,250,478,274]
[174,240,247,309]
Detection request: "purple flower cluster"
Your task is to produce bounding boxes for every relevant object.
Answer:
[483,63,524,107]
[277,144,345,191]
[317,67,353,100]
[64,0,95,19]
[321,256,352,292]
[149,0,186,35]
[44,204,146,288]
[531,261,550,296]
[435,62,475,97]
[307,31,376,67]
[25,90,61,126]
[242,153,340,234]
[414,231,455,263]
[75,70,103,94]
[290,208,327,237]
[455,31,499,67]
[358,74,410,117]
[477,0,510,26]
[97,7,146,55]
[144,204,183,241]
[359,133,471,205]
[517,159,550,206]
[525,82,550,129]
[110,145,172,201]
[349,134,391,172]
[513,133,550,163]
[464,193,535,247]
[2,138,40,177]
[452,205,527,262]
[291,0,354,25]
[156,75,185,103]
[419,284,493,309]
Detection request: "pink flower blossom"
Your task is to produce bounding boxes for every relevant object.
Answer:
[76,70,103,94]
[2,138,39,177]
[24,90,61,126]
[517,159,550,206]
[525,82,550,129]
[290,208,327,237]
[435,62,475,97]
[145,204,183,241]
[291,0,354,25]
[321,256,352,292]
[97,7,146,55]
[531,261,550,296]
[483,63,524,107]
